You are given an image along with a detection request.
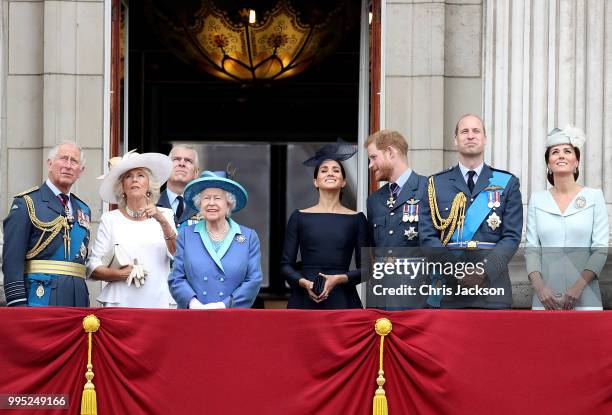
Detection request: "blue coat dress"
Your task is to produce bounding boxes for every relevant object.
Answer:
[525,188,609,309]
[169,219,262,308]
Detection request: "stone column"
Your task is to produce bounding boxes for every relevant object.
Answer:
[483,0,612,306]
[383,0,483,175]
[2,0,106,305]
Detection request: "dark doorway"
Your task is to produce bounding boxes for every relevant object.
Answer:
[126,0,363,303]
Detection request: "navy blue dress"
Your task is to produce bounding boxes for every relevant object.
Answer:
[281,210,367,309]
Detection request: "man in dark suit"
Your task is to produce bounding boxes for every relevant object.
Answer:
[158,144,200,231]
[2,140,91,307]
[419,114,523,309]
[365,130,429,308]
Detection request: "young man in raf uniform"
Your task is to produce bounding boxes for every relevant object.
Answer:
[365,129,429,309]
[419,115,523,309]
[2,141,91,307]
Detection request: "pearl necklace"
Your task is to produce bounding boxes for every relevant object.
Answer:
[207,221,229,241]
[125,206,146,219]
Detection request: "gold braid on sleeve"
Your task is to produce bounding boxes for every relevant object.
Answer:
[23,195,70,259]
[427,176,467,246]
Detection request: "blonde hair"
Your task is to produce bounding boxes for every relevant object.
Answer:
[365,130,408,158]
[113,167,161,208]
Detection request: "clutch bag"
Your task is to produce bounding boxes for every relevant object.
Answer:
[101,244,132,269]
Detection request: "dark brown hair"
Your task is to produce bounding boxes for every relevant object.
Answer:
[545,145,580,185]
[313,159,346,200]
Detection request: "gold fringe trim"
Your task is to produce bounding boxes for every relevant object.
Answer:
[372,318,392,415]
[81,315,100,415]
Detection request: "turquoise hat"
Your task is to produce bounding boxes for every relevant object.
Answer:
[183,171,248,213]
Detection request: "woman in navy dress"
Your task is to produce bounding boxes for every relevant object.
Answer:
[281,140,367,309]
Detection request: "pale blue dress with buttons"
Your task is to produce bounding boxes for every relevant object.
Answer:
[525,187,609,310]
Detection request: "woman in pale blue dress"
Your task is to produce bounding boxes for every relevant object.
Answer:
[526,126,609,310]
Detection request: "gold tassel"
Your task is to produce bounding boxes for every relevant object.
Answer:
[372,318,392,415]
[81,315,100,415]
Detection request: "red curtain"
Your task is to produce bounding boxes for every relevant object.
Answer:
[1,308,612,415]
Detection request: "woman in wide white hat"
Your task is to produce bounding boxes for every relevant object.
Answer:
[169,170,262,309]
[86,150,177,308]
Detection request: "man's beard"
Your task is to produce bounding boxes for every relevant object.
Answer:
[375,162,393,182]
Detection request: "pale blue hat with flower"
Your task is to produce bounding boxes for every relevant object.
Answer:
[546,125,586,149]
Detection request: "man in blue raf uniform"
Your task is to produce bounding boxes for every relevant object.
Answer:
[366,130,429,308]
[420,114,522,309]
[2,141,91,307]
[157,144,200,231]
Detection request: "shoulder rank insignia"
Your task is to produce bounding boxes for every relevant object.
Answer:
[15,186,39,197]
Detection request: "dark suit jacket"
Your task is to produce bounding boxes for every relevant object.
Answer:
[419,164,523,308]
[158,189,198,227]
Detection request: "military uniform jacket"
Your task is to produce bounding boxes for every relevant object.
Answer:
[366,171,428,248]
[419,164,523,308]
[2,183,91,307]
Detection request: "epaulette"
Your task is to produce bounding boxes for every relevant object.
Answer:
[15,186,39,197]
[490,167,516,177]
[431,166,455,177]
[70,193,87,205]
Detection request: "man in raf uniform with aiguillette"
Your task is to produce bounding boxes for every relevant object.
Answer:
[419,115,522,309]
[366,130,429,309]
[2,141,91,307]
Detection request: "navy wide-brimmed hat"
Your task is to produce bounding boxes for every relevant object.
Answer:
[302,138,357,167]
[183,170,248,213]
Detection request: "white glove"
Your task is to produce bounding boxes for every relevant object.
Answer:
[188,298,226,309]
[201,301,226,310]
[126,259,149,288]
[189,297,207,309]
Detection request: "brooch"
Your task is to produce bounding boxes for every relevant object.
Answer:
[486,212,502,231]
[235,235,247,243]
[575,196,586,209]
[404,227,418,240]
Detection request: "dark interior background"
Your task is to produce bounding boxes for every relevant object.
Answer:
[127,0,363,300]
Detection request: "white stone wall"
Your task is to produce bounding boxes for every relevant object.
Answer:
[1,0,106,305]
[483,0,612,306]
[384,0,483,175]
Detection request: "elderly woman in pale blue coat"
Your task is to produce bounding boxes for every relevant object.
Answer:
[169,171,262,309]
[526,126,609,310]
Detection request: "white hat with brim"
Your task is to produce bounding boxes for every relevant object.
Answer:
[183,171,248,213]
[546,125,586,149]
[98,150,173,203]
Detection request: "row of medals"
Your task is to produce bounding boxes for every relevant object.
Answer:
[387,194,419,240]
